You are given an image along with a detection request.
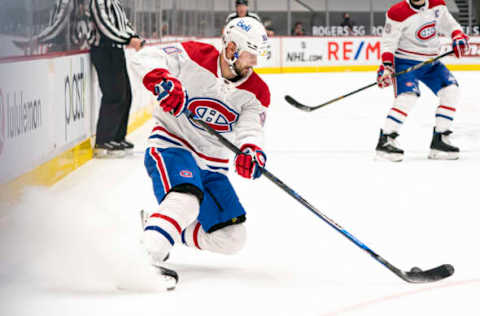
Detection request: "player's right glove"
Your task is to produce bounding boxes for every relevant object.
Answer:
[377,63,394,88]
[377,52,394,89]
[143,69,187,117]
[234,144,266,180]
[452,30,469,58]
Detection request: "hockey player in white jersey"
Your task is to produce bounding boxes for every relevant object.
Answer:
[130,17,270,286]
[375,0,469,161]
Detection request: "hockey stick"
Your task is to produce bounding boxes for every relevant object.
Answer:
[186,110,454,283]
[285,50,455,112]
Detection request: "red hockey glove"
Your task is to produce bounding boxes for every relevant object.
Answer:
[143,69,187,117]
[452,30,469,58]
[377,63,394,88]
[234,144,266,180]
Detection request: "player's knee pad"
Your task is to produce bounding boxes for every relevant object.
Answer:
[393,93,418,113]
[437,84,459,107]
[204,223,247,255]
[157,191,200,228]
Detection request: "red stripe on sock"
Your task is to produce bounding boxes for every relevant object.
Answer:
[150,213,182,234]
[392,107,408,117]
[438,105,456,112]
[193,222,202,250]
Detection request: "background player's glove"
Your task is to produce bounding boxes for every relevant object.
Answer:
[143,69,187,117]
[234,144,266,180]
[452,30,469,58]
[377,63,394,88]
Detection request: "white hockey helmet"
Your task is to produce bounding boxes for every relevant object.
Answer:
[222,17,270,59]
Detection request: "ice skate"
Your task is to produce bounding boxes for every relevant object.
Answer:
[428,129,459,160]
[375,129,404,162]
[94,141,126,158]
[119,140,134,155]
[140,210,176,289]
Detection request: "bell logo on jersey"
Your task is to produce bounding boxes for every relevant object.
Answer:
[187,97,239,133]
[416,22,437,41]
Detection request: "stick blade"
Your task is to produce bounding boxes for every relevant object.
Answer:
[401,264,454,283]
[284,95,313,112]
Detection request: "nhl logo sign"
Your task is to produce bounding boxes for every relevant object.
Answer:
[416,22,437,41]
[187,97,239,133]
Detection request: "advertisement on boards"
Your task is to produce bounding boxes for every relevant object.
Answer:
[52,53,92,151]
[283,37,382,67]
[280,36,480,68]
[0,61,51,184]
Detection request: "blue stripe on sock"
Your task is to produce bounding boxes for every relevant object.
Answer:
[181,230,186,245]
[387,115,403,124]
[145,226,175,246]
[435,114,453,121]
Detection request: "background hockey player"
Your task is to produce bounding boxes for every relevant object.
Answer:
[130,17,270,285]
[375,0,469,161]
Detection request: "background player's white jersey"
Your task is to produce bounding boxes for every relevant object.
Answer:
[131,41,270,173]
[382,0,462,61]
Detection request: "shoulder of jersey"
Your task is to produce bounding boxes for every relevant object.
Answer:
[180,41,220,77]
[429,0,446,8]
[388,0,446,22]
[387,1,416,22]
[237,72,271,108]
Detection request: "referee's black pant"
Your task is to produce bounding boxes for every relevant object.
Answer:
[90,46,132,145]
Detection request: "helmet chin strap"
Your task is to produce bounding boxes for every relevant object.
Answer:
[223,49,240,77]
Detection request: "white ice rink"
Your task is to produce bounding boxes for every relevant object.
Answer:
[1,72,479,316]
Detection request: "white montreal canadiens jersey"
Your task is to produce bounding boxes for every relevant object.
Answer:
[382,0,462,61]
[130,41,270,173]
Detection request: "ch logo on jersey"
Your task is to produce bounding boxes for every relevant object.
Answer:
[179,170,193,178]
[416,22,437,41]
[187,97,239,133]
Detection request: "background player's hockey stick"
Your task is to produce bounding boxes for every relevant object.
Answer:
[186,110,454,283]
[285,50,454,112]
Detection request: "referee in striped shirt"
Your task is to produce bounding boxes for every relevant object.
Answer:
[89,0,144,157]
[225,0,261,24]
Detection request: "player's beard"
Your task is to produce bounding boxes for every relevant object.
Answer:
[233,61,251,78]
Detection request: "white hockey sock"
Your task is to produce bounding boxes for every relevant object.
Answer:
[383,93,417,134]
[143,192,200,263]
[435,85,458,133]
[182,221,247,255]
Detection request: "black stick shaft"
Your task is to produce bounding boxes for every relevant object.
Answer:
[286,50,454,112]
[187,112,414,282]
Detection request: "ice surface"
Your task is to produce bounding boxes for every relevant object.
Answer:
[1,72,479,316]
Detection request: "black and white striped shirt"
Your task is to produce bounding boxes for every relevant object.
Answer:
[33,0,94,50]
[90,0,138,47]
[225,12,262,24]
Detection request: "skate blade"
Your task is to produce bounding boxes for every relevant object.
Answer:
[154,265,178,291]
[428,150,459,160]
[375,151,403,162]
[93,148,126,158]
[123,148,134,156]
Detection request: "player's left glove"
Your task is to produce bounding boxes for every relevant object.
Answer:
[452,30,469,58]
[234,144,266,180]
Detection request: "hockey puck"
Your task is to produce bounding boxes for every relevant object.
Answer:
[410,267,422,273]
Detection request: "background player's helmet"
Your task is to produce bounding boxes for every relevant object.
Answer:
[235,0,248,5]
[222,17,269,59]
